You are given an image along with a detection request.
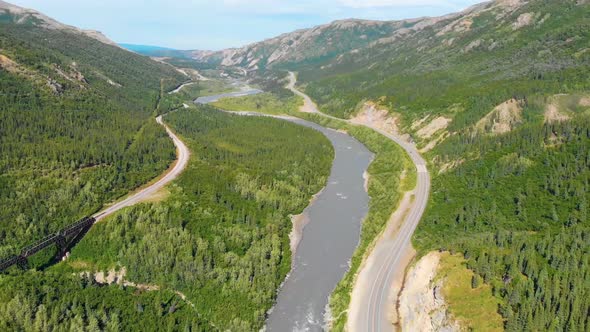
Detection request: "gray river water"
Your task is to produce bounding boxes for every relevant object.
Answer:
[266,118,373,332]
[195,93,373,331]
[194,88,263,104]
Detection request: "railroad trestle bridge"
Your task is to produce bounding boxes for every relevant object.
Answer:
[0,216,96,272]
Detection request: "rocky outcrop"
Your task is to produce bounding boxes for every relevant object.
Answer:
[0,54,20,73]
[416,117,452,140]
[350,102,400,136]
[81,267,160,291]
[513,12,535,29]
[399,252,460,332]
[544,103,571,123]
[52,64,88,87]
[80,267,195,307]
[46,78,64,94]
[476,99,523,135]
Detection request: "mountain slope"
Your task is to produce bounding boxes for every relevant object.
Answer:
[0,1,185,257]
[187,2,507,71]
[120,43,193,59]
[189,0,588,123]
[300,0,589,120]
[190,18,431,71]
[0,0,119,47]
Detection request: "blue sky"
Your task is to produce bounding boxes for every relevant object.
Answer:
[10,0,483,50]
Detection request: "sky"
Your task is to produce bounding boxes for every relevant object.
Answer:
[9,0,483,50]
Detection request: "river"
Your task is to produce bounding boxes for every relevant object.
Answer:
[194,88,263,104]
[196,93,373,331]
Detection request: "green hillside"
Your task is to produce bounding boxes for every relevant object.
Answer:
[0,6,185,256]
[301,0,590,121]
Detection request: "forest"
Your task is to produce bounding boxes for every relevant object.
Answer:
[0,271,206,331]
[415,113,589,331]
[52,106,334,330]
[0,22,184,257]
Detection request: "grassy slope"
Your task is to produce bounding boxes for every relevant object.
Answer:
[437,253,504,331]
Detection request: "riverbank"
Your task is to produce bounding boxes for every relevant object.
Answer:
[289,188,323,255]
[293,113,413,331]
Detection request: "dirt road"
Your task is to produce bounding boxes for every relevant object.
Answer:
[93,115,190,222]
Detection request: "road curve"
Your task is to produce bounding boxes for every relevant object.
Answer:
[287,72,431,332]
[93,114,190,222]
[287,72,321,114]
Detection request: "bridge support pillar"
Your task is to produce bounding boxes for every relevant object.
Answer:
[16,256,28,270]
[55,234,67,257]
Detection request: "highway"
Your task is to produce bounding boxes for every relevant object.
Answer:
[287,72,431,331]
[92,114,190,222]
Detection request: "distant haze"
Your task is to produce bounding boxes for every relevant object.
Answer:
[8,0,483,50]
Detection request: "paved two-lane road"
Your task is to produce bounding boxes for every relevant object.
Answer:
[363,127,430,332]
[287,72,431,332]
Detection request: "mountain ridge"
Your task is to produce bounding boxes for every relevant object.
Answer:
[0,0,120,47]
[180,0,524,70]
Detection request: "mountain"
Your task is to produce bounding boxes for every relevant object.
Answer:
[298,0,590,118]
[0,0,119,47]
[189,18,424,70]
[120,43,193,58]
[190,0,589,126]
[186,2,498,70]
